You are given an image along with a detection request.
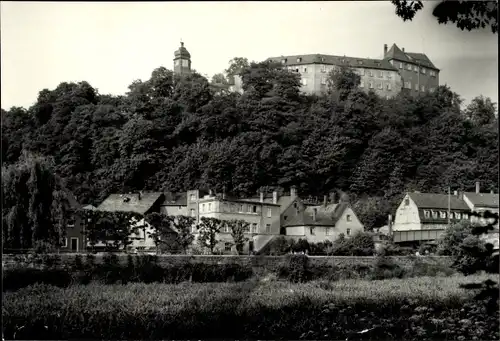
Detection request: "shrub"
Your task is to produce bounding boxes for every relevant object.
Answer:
[369,256,406,280]
[277,254,311,282]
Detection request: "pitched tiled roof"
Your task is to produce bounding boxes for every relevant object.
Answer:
[408,192,470,210]
[161,192,187,206]
[266,54,397,71]
[384,44,439,70]
[97,192,164,215]
[284,203,348,227]
[464,192,499,209]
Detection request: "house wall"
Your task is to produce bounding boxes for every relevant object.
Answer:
[389,59,439,95]
[336,207,365,235]
[160,205,188,217]
[393,194,422,231]
[62,214,84,252]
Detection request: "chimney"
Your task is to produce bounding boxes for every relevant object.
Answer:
[259,191,264,203]
[476,181,480,194]
[323,195,327,207]
[402,47,405,52]
[312,208,317,222]
[290,186,297,199]
[383,44,388,56]
[272,190,278,204]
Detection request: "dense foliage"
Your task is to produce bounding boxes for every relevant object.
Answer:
[3,275,498,340]
[1,61,498,230]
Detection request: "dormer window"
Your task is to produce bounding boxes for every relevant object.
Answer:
[424,210,430,218]
[432,211,438,218]
[297,57,302,63]
[281,59,287,64]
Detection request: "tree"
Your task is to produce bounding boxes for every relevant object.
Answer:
[464,95,497,126]
[391,0,498,34]
[227,219,249,254]
[326,66,361,100]
[144,212,178,254]
[197,217,222,254]
[211,73,228,85]
[168,215,196,253]
[225,57,250,79]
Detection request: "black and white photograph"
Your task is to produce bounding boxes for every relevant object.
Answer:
[1,1,499,340]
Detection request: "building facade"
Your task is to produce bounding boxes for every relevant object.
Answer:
[266,43,439,98]
[173,41,192,76]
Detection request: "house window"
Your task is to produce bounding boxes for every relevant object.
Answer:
[424,210,430,218]
[404,81,411,89]
[178,206,182,210]
[281,59,286,64]
[430,70,436,77]
[422,68,426,74]
[326,228,332,235]
[293,202,297,208]
[413,65,418,72]
[421,85,425,92]
[301,78,307,86]
[284,215,287,220]
[387,83,392,90]
[463,213,469,220]
[267,208,272,218]
[247,205,252,213]
[386,72,392,79]
[321,65,327,73]
[208,203,212,211]
[202,204,206,212]
[346,214,352,222]
[440,211,447,218]
[369,70,374,77]
[369,82,374,89]
[321,57,325,62]
[297,57,302,63]
[404,198,410,206]
[240,204,244,212]
[359,68,365,76]
[62,238,68,247]
[360,81,364,88]
[266,224,271,233]
[346,228,351,236]
[243,224,250,233]
[225,243,232,252]
[456,212,462,219]
[377,82,383,90]
[415,83,419,91]
[252,205,257,213]
[310,227,315,235]
[190,194,196,201]
[378,71,383,78]
[302,66,307,73]
[399,62,403,69]
[67,217,76,227]
[432,211,438,218]
[406,64,412,70]
[321,77,327,85]
[190,209,195,217]
[252,223,258,233]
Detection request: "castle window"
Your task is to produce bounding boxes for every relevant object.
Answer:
[369,82,374,89]
[399,62,403,69]
[252,223,258,233]
[377,82,383,90]
[414,65,418,72]
[387,83,392,90]
[369,70,374,77]
[302,66,307,73]
[415,83,419,91]
[267,208,272,217]
[321,65,327,73]
[378,71,383,78]
[359,68,365,76]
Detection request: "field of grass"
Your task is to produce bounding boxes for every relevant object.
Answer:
[3,273,499,340]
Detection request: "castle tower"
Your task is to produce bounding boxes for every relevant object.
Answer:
[173,41,191,76]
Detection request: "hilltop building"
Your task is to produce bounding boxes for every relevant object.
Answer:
[173,41,192,76]
[266,43,439,99]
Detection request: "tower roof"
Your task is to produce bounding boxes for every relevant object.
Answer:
[174,41,191,59]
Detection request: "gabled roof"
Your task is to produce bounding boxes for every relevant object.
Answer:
[266,54,397,71]
[384,44,439,70]
[463,192,499,209]
[97,192,164,215]
[161,192,187,206]
[284,202,349,227]
[408,192,470,210]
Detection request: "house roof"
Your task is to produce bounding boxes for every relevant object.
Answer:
[161,192,187,206]
[408,192,470,210]
[284,202,349,227]
[384,44,439,70]
[464,192,499,209]
[266,54,397,71]
[97,192,164,215]
[82,204,97,210]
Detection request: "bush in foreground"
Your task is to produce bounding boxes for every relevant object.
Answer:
[3,274,498,340]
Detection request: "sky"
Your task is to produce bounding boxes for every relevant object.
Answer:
[1,1,498,110]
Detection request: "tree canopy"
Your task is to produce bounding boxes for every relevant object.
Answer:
[1,61,498,230]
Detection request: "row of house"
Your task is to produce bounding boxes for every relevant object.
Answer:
[62,187,364,254]
[390,182,499,249]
